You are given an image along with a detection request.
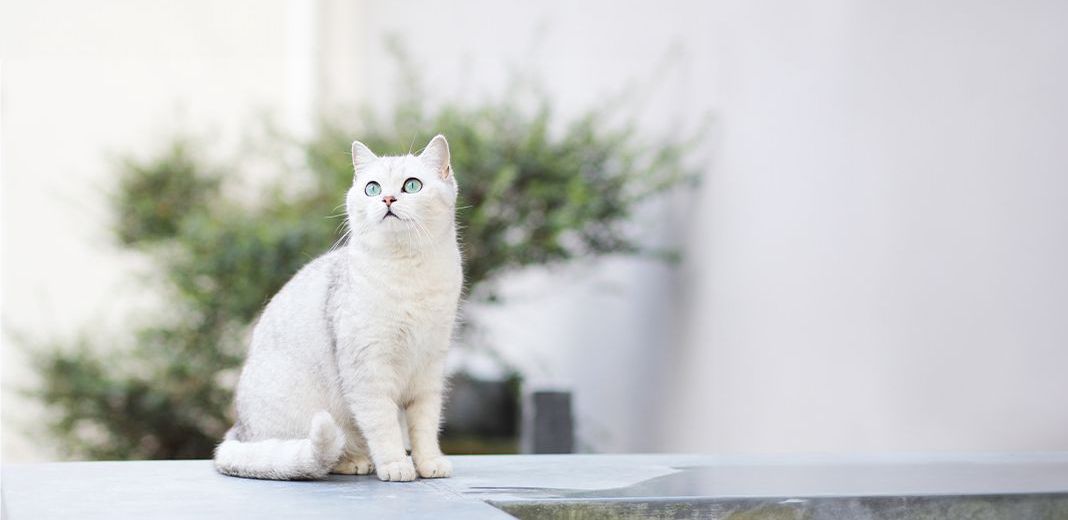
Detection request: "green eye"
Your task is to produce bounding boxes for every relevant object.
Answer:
[402,178,423,193]
[364,181,381,196]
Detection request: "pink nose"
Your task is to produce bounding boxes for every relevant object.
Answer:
[382,195,396,206]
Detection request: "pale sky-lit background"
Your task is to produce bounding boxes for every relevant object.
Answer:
[3,0,1068,462]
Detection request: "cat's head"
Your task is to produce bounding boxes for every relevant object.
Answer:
[345,135,458,246]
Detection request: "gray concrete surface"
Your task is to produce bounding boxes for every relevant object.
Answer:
[4,453,1068,519]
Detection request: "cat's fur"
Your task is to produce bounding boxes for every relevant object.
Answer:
[213,135,462,482]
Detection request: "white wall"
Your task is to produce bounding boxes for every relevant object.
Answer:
[668,0,1068,453]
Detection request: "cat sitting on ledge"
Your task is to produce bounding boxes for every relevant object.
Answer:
[213,135,462,482]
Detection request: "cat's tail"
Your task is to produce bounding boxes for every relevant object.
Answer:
[213,411,345,480]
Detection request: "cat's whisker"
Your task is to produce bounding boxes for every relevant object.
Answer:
[408,224,425,248]
[407,132,418,155]
[393,210,426,249]
[413,217,433,245]
[407,219,421,253]
[399,210,432,246]
[328,227,351,253]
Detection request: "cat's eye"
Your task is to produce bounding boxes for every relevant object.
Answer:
[364,181,381,197]
[402,178,423,194]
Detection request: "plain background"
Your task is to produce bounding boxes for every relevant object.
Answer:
[3,0,1067,461]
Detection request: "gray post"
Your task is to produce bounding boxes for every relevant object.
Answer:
[521,390,574,454]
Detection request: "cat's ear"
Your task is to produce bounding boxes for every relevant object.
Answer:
[351,140,378,175]
[419,134,452,180]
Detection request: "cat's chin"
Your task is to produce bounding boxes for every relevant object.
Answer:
[379,214,407,226]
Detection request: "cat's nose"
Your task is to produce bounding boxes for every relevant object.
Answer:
[382,195,397,207]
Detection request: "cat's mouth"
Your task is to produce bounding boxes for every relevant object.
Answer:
[382,210,401,221]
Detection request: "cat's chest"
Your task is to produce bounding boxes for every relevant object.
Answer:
[336,254,461,340]
[359,257,459,309]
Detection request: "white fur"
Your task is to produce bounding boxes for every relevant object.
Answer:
[214,135,462,482]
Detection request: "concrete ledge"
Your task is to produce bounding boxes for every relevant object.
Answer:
[4,453,1068,519]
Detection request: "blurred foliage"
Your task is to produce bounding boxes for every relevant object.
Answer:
[114,142,220,245]
[27,53,702,460]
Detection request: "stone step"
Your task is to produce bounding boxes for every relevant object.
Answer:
[4,453,1067,519]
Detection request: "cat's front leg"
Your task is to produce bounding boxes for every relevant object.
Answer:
[406,367,451,478]
[339,355,415,484]
[348,392,414,481]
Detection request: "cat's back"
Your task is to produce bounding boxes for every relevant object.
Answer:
[249,249,347,355]
[268,248,345,311]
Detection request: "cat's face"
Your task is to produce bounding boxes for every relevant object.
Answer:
[345,135,457,245]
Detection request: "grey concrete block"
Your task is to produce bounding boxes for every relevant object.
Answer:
[521,390,574,454]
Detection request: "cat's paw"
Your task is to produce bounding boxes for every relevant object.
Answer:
[415,455,452,479]
[332,459,358,475]
[375,459,416,482]
[332,454,375,475]
[350,454,375,475]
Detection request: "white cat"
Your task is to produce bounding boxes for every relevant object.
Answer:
[213,135,462,482]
